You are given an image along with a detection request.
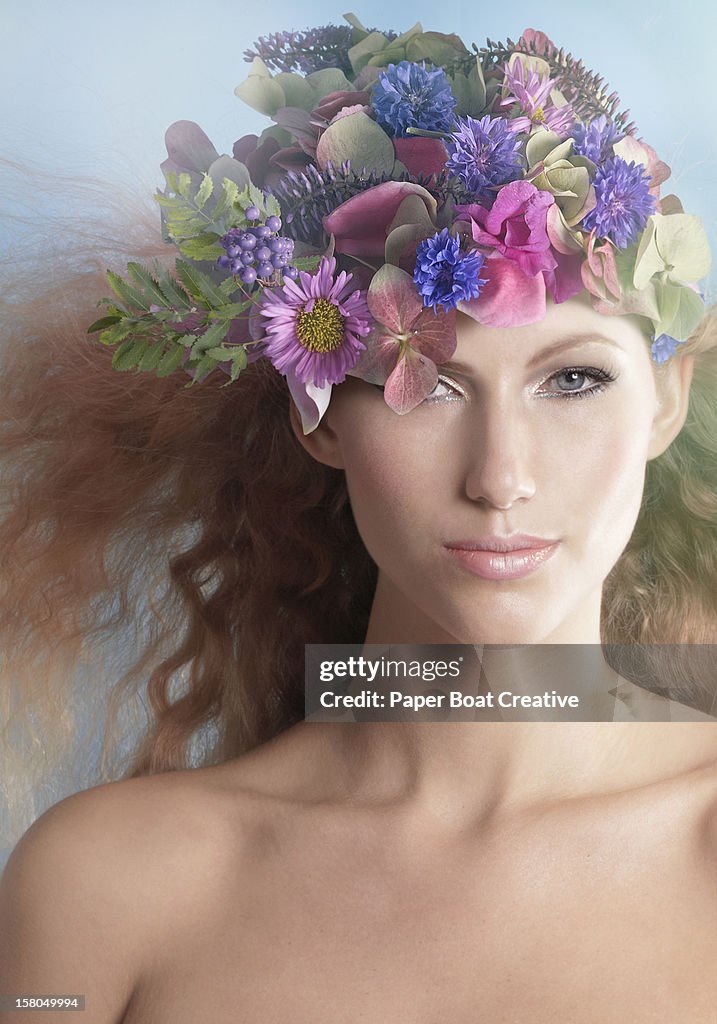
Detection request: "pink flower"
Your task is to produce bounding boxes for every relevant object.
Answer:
[500,59,574,136]
[456,181,558,278]
[349,264,456,414]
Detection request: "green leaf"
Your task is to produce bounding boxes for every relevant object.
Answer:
[106,270,150,311]
[191,319,230,353]
[655,283,704,341]
[316,111,395,176]
[190,354,219,383]
[194,173,214,211]
[153,265,191,310]
[175,261,226,307]
[654,214,712,283]
[112,337,148,371]
[633,217,662,290]
[156,344,187,377]
[348,31,389,73]
[126,262,173,308]
[98,321,134,347]
[87,315,122,334]
[138,343,167,371]
[177,235,224,261]
[234,66,286,116]
[176,173,192,198]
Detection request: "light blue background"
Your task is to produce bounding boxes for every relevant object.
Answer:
[2,0,716,290]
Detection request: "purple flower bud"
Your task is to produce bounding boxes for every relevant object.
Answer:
[255,225,271,240]
[266,215,282,232]
[226,244,240,258]
[246,205,260,221]
[240,266,257,285]
[241,251,255,266]
[283,265,299,280]
[256,246,272,262]
[240,234,257,250]
[259,261,275,278]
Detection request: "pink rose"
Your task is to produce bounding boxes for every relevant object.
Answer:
[456,181,558,278]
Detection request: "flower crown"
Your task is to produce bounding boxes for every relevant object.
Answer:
[89,15,712,433]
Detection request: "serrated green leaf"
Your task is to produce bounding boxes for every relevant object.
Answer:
[153,265,191,310]
[177,173,192,198]
[138,343,167,371]
[191,354,219,383]
[175,261,226,307]
[106,270,150,311]
[194,173,214,211]
[191,319,230,353]
[112,337,148,371]
[98,322,134,347]
[87,315,122,334]
[204,345,236,360]
[156,344,187,377]
[212,300,253,317]
[126,262,173,308]
[177,235,224,261]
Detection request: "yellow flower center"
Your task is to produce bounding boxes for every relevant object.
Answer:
[295,298,346,353]
[533,106,546,123]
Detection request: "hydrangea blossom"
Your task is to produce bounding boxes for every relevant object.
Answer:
[414,229,488,312]
[445,116,524,201]
[581,156,656,249]
[372,61,457,138]
[571,115,623,164]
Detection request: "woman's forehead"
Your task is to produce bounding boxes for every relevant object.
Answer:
[453,294,649,367]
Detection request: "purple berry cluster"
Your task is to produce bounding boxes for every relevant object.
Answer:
[217,208,298,286]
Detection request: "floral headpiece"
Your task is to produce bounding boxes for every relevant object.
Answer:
[89,16,712,433]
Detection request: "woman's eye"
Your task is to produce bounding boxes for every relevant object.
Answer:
[423,375,465,403]
[537,366,617,400]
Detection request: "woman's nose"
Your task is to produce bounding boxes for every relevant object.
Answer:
[463,400,537,509]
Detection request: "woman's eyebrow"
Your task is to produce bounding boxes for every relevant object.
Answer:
[443,335,627,375]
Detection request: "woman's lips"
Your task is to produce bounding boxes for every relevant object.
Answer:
[444,541,561,581]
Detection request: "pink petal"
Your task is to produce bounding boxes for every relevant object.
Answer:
[458,256,547,327]
[393,137,448,178]
[324,181,437,258]
[410,307,457,364]
[384,348,439,414]
[366,264,423,335]
[348,331,400,386]
[543,251,584,304]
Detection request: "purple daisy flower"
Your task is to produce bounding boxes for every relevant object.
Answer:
[445,115,523,200]
[581,156,656,249]
[500,60,574,136]
[414,229,488,312]
[259,256,372,388]
[571,114,623,164]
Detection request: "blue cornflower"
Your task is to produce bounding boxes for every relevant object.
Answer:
[372,61,457,138]
[651,333,685,364]
[414,229,487,312]
[581,157,656,249]
[445,115,524,201]
[571,115,623,164]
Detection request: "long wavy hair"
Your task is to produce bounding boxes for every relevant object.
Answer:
[1,165,716,849]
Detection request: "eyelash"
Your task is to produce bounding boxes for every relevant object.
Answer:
[423,366,618,403]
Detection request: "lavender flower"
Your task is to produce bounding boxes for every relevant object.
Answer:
[446,115,523,200]
[571,115,623,164]
[259,256,372,387]
[500,60,574,136]
[582,157,656,249]
[244,24,396,76]
[372,61,457,138]
[414,229,487,312]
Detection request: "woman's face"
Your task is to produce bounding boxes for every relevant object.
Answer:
[299,293,691,644]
